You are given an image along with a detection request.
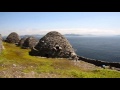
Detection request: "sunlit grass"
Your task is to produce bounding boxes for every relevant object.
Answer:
[0,42,120,78]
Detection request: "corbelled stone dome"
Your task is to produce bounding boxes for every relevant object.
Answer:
[29,31,78,60]
[22,36,38,49]
[17,37,28,47]
[0,34,4,53]
[6,32,20,44]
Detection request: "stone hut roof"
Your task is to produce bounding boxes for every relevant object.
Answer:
[22,36,38,49]
[6,32,20,44]
[17,37,28,47]
[29,31,78,59]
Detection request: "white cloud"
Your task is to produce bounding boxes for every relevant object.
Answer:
[21,28,120,36]
[1,28,120,36]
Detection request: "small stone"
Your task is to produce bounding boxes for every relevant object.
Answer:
[13,64,16,67]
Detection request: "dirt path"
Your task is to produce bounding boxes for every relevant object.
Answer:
[71,60,101,71]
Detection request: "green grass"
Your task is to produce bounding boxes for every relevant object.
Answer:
[0,42,120,78]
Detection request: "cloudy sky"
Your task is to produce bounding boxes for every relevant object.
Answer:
[0,12,120,36]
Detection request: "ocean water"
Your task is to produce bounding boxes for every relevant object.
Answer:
[65,36,120,63]
[35,36,120,63]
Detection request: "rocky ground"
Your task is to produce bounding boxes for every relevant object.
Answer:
[0,60,100,78]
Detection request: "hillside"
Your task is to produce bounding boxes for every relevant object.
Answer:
[0,42,120,78]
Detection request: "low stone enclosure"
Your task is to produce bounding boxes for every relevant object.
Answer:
[78,56,120,69]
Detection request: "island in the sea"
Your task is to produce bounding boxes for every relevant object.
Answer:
[64,34,83,36]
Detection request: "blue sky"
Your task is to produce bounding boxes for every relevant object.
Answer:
[0,12,120,36]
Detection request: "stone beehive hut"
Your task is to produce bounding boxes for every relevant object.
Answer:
[17,37,28,47]
[6,32,20,44]
[29,31,78,60]
[0,34,4,53]
[22,36,39,49]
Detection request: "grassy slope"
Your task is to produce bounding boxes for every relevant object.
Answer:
[0,42,120,78]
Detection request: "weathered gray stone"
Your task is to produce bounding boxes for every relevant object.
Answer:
[17,37,28,47]
[29,31,77,60]
[22,36,38,49]
[6,32,20,44]
[0,34,4,53]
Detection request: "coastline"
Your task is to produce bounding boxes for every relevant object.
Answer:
[78,55,120,70]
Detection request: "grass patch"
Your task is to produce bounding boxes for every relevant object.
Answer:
[0,42,120,78]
